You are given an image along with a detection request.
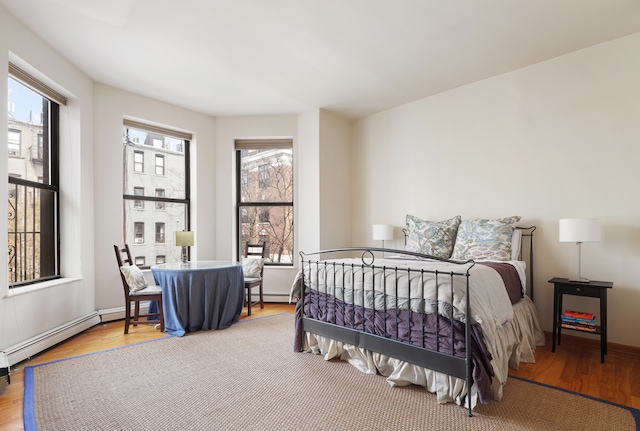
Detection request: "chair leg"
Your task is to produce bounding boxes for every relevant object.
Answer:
[133,301,140,327]
[124,300,131,334]
[246,287,252,316]
[159,299,165,332]
[259,284,264,309]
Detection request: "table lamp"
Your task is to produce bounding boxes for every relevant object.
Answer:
[559,218,601,282]
[176,231,194,263]
[372,224,393,250]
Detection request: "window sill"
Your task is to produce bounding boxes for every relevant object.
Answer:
[5,277,83,298]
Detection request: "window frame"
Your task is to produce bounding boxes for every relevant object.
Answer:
[133,150,144,173]
[235,139,293,265]
[155,154,165,176]
[7,66,61,287]
[8,128,21,156]
[122,120,191,267]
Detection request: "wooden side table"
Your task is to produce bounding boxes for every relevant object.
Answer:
[548,277,613,363]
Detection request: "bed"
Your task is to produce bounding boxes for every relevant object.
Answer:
[291,216,545,416]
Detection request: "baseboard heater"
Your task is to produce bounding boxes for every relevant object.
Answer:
[0,312,101,369]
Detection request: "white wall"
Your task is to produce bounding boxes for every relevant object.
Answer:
[93,84,216,310]
[0,7,96,349]
[319,110,352,250]
[215,114,299,300]
[351,33,640,348]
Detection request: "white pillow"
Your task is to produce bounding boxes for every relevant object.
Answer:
[242,258,264,278]
[120,265,149,293]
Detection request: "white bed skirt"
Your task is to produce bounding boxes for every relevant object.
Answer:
[303,295,545,409]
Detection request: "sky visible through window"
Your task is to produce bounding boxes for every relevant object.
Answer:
[8,77,43,124]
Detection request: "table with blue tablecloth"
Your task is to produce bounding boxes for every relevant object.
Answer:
[150,261,244,337]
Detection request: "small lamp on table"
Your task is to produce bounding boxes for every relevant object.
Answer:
[559,218,601,282]
[176,231,194,263]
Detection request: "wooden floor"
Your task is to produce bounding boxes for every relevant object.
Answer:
[1,303,639,430]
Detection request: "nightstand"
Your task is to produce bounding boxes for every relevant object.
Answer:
[548,277,613,363]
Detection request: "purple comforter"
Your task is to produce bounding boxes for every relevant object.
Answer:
[294,287,495,404]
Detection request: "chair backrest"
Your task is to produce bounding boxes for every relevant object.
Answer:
[245,241,267,258]
[245,241,266,278]
[114,244,133,297]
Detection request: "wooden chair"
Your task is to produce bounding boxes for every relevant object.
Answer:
[244,241,266,316]
[114,244,164,334]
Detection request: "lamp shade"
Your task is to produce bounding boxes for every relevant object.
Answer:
[176,231,194,247]
[372,224,393,241]
[559,218,601,243]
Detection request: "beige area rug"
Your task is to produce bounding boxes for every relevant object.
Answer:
[24,313,638,431]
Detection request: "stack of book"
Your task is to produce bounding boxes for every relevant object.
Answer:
[561,310,597,332]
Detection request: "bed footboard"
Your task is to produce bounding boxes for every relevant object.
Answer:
[294,248,481,416]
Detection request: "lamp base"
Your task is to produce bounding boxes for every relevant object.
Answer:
[181,246,189,263]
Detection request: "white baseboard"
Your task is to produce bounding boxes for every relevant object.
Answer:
[0,312,101,367]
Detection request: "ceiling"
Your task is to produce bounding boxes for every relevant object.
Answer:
[3,0,640,119]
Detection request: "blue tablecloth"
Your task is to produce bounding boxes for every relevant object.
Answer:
[150,261,244,337]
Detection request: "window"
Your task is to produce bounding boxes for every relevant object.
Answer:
[156,255,166,264]
[155,154,164,175]
[123,120,190,266]
[134,222,144,244]
[258,164,270,188]
[236,139,293,264]
[134,187,144,209]
[7,64,64,287]
[8,129,20,156]
[155,188,165,210]
[259,208,270,223]
[155,222,165,243]
[133,151,144,173]
[135,257,145,266]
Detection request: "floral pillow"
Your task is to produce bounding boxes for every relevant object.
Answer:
[451,216,521,261]
[405,214,462,259]
[119,265,149,293]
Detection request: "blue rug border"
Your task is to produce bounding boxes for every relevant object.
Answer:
[22,313,294,431]
[510,375,640,430]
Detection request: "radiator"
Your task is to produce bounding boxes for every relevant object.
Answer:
[0,312,101,367]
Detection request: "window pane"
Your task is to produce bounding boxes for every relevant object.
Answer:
[8,129,20,156]
[8,78,51,185]
[124,202,188,266]
[155,222,165,243]
[239,148,292,203]
[155,154,165,175]
[8,184,57,283]
[133,151,144,173]
[155,188,165,210]
[240,205,293,264]
[123,127,185,199]
[134,186,144,209]
[134,222,144,244]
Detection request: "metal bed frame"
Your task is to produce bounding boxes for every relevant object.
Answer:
[296,226,536,417]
